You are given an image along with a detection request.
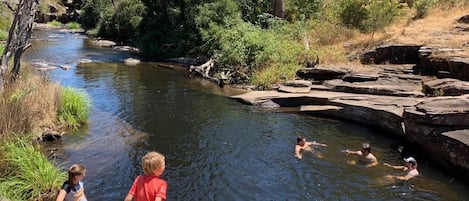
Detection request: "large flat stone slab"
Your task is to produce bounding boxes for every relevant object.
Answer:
[278,85,311,93]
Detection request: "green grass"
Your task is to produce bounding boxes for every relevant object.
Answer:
[0,45,4,54]
[47,20,62,27]
[58,87,91,129]
[0,30,7,40]
[0,138,66,201]
[66,22,81,29]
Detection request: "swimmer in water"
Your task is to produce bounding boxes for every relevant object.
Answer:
[343,143,378,167]
[384,156,419,181]
[295,136,327,159]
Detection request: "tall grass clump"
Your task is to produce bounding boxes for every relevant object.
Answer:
[58,87,91,129]
[0,138,66,201]
[0,66,61,136]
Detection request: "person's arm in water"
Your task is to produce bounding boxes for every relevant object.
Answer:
[295,145,302,159]
[124,194,134,201]
[383,163,406,170]
[55,189,67,201]
[343,150,362,155]
[307,141,327,147]
[387,171,417,181]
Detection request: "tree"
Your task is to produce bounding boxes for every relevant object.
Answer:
[0,0,39,90]
[272,0,284,18]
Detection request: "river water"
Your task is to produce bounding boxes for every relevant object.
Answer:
[24,29,468,201]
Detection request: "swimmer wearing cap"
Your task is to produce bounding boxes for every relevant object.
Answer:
[384,156,419,181]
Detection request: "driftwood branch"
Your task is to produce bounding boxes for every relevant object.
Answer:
[189,58,225,86]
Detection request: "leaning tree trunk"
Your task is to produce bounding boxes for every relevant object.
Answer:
[0,0,39,90]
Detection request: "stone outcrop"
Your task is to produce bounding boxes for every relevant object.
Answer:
[278,80,312,93]
[296,66,349,80]
[342,74,379,82]
[457,15,469,24]
[423,78,469,96]
[403,95,469,170]
[360,44,422,64]
[416,56,469,81]
[323,79,424,97]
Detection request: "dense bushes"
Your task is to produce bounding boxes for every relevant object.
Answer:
[80,0,146,42]
[77,0,467,86]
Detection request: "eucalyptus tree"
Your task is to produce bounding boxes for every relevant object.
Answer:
[0,0,39,90]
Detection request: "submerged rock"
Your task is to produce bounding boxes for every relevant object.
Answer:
[124,58,141,65]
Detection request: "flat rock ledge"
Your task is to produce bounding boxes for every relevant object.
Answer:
[231,90,469,173]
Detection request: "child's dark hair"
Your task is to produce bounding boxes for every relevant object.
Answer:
[297,136,305,144]
[68,164,86,186]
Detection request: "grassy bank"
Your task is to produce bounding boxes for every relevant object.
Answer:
[0,138,67,201]
[0,66,91,200]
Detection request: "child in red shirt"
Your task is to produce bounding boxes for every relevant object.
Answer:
[124,152,168,201]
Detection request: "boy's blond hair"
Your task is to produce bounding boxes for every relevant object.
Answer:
[142,151,165,176]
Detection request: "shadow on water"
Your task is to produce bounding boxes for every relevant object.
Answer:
[27,29,469,201]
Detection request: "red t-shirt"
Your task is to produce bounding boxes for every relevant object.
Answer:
[128,175,167,201]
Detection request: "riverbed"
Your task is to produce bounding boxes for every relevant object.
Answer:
[24,29,469,200]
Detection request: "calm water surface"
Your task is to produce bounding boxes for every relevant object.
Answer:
[24,29,469,201]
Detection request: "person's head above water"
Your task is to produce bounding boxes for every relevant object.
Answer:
[404,156,417,168]
[362,143,371,153]
[297,136,306,146]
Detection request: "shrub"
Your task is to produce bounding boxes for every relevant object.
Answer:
[363,0,402,35]
[0,138,66,201]
[66,22,81,29]
[413,0,438,19]
[339,0,368,30]
[58,87,91,130]
[285,0,322,21]
[339,0,402,34]
[47,20,62,27]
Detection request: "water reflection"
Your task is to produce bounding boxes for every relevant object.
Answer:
[25,30,469,201]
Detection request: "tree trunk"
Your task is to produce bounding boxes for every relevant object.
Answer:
[0,0,20,91]
[272,0,285,19]
[0,0,39,88]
